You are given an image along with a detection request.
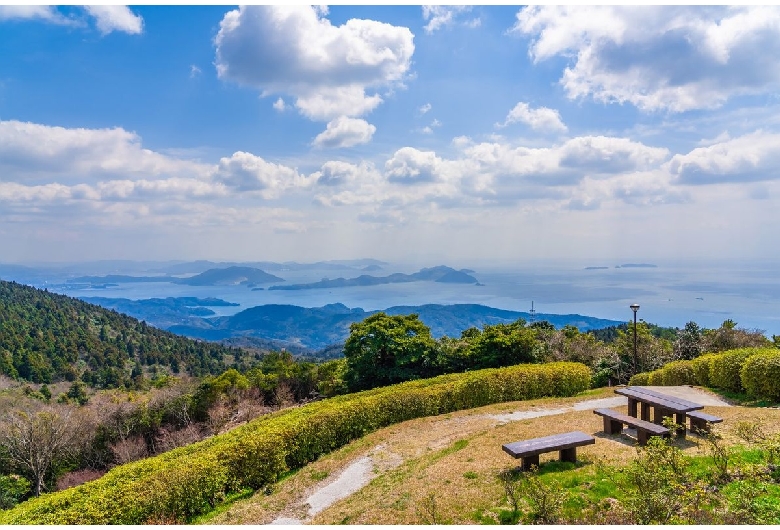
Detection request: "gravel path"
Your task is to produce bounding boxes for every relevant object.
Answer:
[269,386,729,524]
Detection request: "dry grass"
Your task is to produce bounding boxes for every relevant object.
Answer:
[204,386,780,525]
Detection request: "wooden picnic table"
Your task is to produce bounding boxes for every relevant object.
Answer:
[614,386,703,438]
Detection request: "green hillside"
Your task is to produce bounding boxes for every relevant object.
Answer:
[0,280,244,387]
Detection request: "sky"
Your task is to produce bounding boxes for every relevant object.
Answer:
[2,5,780,266]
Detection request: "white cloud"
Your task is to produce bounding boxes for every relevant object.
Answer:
[83,5,143,35]
[0,5,70,24]
[211,151,313,197]
[422,6,474,33]
[385,147,442,183]
[498,102,567,133]
[513,6,780,112]
[273,97,287,112]
[669,131,780,185]
[190,65,202,78]
[214,6,414,121]
[419,103,432,114]
[313,117,376,148]
[0,120,209,183]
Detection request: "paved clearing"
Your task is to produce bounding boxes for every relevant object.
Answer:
[259,386,729,524]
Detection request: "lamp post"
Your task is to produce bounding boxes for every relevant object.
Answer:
[630,303,640,374]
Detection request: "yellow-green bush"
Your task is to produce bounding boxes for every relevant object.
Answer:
[660,360,696,386]
[628,371,649,385]
[647,369,664,385]
[708,348,764,393]
[740,350,780,402]
[691,354,717,387]
[0,361,590,524]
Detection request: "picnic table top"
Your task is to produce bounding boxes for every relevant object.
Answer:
[502,431,595,458]
[615,386,703,413]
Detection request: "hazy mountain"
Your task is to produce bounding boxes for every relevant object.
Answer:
[178,266,284,286]
[269,265,478,291]
[166,302,622,350]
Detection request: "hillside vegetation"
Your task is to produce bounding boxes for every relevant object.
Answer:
[0,361,590,524]
[0,280,246,387]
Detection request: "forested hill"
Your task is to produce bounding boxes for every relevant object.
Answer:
[0,280,244,387]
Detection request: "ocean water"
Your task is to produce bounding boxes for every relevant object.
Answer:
[36,259,780,336]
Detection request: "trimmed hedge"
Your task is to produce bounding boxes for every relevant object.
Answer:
[628,372,649,386]
[740,350,780,402]
[660,360,697,386]
[691,354,717,387]
[0,361,591,524]
[708,348,764,393]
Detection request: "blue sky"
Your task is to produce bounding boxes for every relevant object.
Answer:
[2,5,780,266]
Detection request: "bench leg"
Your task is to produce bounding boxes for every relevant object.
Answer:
[637,429,649,446]
[559,447,577,464]
[640,403,651,421]
[603,416,623,435]
[690,417,708,433]
[627,398,638,417]
[521,455,539,472]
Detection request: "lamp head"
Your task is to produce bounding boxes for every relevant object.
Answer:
[630,303,640,313]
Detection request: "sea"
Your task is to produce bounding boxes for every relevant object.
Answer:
[24,258,780,337]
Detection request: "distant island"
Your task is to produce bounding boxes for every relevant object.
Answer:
[268,265,479,291]
[584,266,609,270]
[615,263,658,268]
[69,266,284,288]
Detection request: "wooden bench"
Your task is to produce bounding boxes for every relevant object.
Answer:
[593,408,670,446]
[502,431,595,471]
[687,410,723,433]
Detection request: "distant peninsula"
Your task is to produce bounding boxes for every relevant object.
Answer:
[268,265,478,291]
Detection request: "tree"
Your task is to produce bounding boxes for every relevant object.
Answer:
[613,321,674,383]
[343,313,436,391]
[674,321,702,360]
[701,320,771,353]
[0,405,86,496]
[468,319,540,369]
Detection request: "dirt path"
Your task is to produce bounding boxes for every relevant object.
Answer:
[262,386,730,524]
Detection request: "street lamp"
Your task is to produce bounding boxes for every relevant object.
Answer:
[630,304,640,374]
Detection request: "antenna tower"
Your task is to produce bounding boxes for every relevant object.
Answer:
[529,301,536,324]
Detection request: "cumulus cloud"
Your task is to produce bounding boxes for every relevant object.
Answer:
[83,5,143,35]
[273,97,287,112]
[498,102,567,132]
[669,131,780,184]
[211,151,313,197]
[513,6,780,112]
[422,6,478,33]
[385,147,443,184]
[419,103,432,114]
[313,117,376,148]
[214,6,414,122]
[0,120,209,183]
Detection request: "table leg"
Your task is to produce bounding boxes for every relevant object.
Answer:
[627,398,637,417]
[640,403,651,421]
[675,413,687,439]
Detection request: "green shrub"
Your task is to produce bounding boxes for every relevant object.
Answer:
[709,348,765,393]
[660,360,696,386]
[691,354,717,387]
[0,362,591,524]
[740,351,780,402]
[647,370,664,386]
[629,372,650,386]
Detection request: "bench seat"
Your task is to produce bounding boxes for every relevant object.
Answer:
[687,410,723,433]
[593,408,669,446]
[502,431,595,471]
